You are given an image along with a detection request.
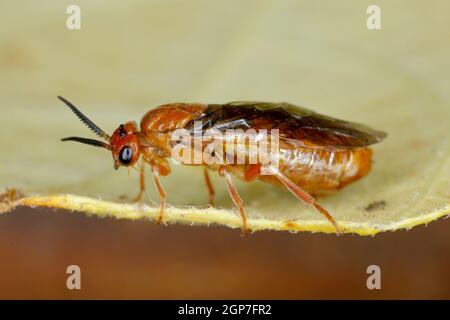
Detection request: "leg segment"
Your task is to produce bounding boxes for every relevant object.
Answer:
[152,168,166,225]
[203,167,216,206]
[219,166,249,236]
[133,160,146,202]
[269,167,342,234]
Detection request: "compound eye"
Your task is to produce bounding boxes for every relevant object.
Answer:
[119,146,133,165]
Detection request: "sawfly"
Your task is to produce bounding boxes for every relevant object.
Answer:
[59,96,386,235]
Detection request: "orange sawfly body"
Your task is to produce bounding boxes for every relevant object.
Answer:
[59,96,386,235]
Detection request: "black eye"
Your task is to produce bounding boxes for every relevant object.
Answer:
[119,146,133,165]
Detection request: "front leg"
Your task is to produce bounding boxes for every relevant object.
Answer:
[140,150,171,225]
[133,160,146,202]
[152,166,166,225]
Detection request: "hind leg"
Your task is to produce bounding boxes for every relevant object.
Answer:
[268,166,342,234]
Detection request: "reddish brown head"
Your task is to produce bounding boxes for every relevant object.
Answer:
[59,96,142,170]
[109,122,141,169]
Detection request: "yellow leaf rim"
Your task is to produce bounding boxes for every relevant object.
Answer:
[1,194,449,236]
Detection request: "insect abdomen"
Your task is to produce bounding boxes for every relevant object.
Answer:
[223,147,372,196]
[264,147,373,195]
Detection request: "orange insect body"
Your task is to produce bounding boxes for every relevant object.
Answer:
[221,148,370,197]
[59,97,386,235]
[138,103,375,195]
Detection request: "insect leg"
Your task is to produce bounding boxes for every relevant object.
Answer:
[152,168,166,225]
[203,167,216,206]
[268,166,342,234]
[219,166,249,237]
[133,160,146,202]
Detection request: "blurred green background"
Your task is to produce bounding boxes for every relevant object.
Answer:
[0,0,449,298]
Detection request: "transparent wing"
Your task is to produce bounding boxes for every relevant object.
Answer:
[189,102,387,150]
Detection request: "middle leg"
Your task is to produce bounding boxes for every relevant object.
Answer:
[203,167,216,206]
[219,166,249,236]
